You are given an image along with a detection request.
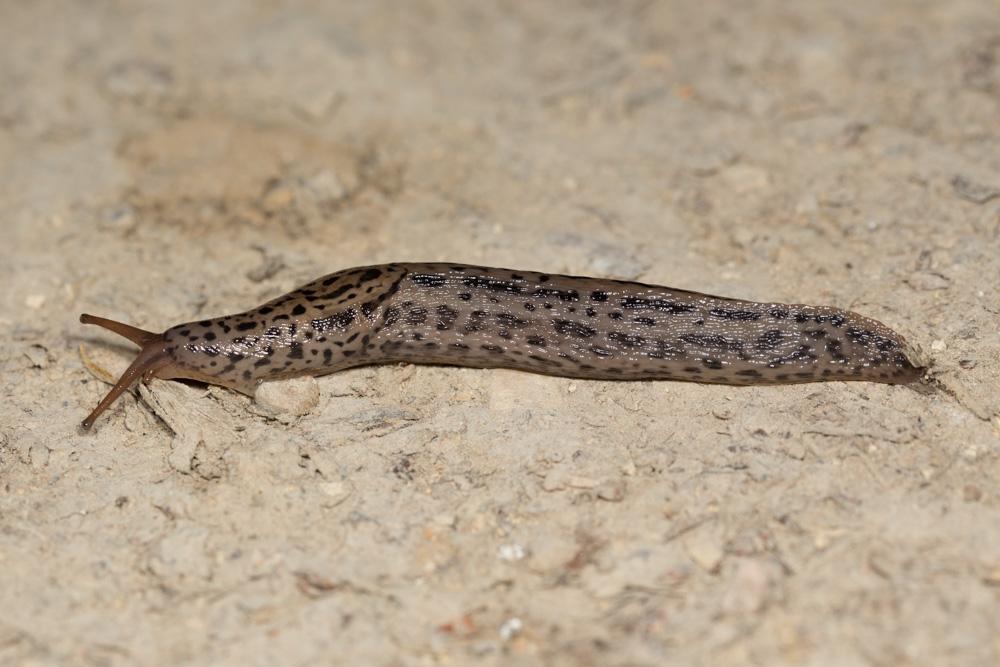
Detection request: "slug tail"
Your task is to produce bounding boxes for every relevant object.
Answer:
[80,314,171,430]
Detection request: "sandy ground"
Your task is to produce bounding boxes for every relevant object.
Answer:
[1,1,999,665]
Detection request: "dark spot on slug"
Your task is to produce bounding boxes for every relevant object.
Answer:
[532,288,579,302]
[462,276,523,294]
[323,284,353,300]
[755,329,786,350]
[411,273,446,287]
[383,306,401,327]
[709,307,761,321]
[496,313,529,329]
[680,333,742,351]
[621,297,695,314]
[553,319,597,338]
[608,331,645,348]
[405,308,428,325]
[237,321,257,331]
[590,290,609,302]
[436,304,458,330]
[465,310,489,332]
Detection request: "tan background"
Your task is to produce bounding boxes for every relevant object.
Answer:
[2,1,999,665]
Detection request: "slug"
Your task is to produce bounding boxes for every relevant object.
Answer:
[79,262,925,429]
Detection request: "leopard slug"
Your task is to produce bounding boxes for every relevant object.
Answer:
[79,262,925,429]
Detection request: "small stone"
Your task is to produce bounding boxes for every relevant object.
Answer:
[246,255,285,283]
[982,567,1000,586]
[529,533,577,572]
[261,184,295,212]
[100,205,137,232]
[318,480,353,506]
[596,480,626,502]
[541,469,568,492]
[254,376,320,418]
[23,344,49,368]
[721,558,776,614]
[292,89,340,122]
[952,175,1000,204]
[305,168,348,202]
[930,339,947,351]
[499,617,522,641]
[567,475,599,489]
[684,523,726,572]
[906,273,951,292]
[25,294,46,309]
[964,485,983,502]
[28,443,50,469]
[719,164,770,192]
[498,544,527,561]
[148,524,212,581]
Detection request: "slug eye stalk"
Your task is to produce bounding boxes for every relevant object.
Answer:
[79,314,171,430]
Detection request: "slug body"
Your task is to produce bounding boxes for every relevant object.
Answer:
[80,263,924,429]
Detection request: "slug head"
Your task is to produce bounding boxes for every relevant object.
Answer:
[79,314,176,430]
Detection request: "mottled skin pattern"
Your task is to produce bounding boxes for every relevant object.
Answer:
[80,263,925,429]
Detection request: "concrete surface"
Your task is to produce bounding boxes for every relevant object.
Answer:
[1,1,999,665]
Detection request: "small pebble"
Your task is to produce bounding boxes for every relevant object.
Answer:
[254,376,320,417]
[318,481,353,506]
[498,544,527,561]
[499,617,523,641]
[25,294,46,309]
[684,524,726,572]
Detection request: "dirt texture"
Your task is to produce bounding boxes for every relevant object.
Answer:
[2,2,1000,666]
